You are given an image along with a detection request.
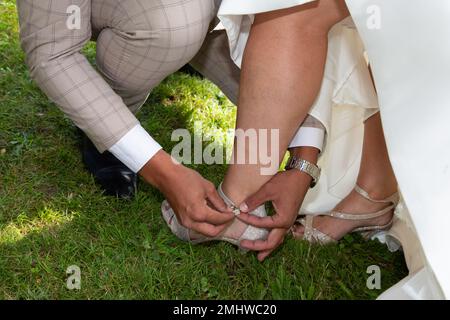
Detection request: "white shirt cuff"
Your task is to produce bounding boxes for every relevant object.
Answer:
[109,124,162,173]
[289,127,325,152]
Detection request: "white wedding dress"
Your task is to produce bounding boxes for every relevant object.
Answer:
[346,0,450,300]
[218,0,450,299]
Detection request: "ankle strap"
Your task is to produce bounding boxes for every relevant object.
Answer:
[328,204,395,221]
[323,184,399,221]
[217,183,240,215]
[354,184,399,205]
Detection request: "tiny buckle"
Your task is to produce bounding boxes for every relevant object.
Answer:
[230,204,241,216]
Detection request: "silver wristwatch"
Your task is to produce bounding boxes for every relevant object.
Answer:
[285,156,321,188]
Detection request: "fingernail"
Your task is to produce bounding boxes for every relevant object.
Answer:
[239,202,249,212]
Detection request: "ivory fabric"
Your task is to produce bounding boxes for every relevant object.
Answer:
[218,0,317,67]
[346,0,450,299]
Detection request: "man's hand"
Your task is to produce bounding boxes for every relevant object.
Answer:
[237,146,319,261]
[237,169,311,261]
[140,150,234,237]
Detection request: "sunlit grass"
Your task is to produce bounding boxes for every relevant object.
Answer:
[1,207,75,244]
[0,0,408,300]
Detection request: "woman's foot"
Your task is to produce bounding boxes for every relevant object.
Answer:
[292,185,398,242]
[161,184,268,247]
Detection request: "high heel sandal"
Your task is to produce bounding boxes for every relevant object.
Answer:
[161,183,269,248]
[294,184,399,245]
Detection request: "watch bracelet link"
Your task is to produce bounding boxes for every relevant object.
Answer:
[285,156,321,188]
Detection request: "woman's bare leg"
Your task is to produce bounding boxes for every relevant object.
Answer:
[355,113,398,197]
[218,1,350,239]
[222,0,349,205]
[292,112,398,240]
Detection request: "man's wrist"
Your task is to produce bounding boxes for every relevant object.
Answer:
[288,146,319,165]
[286,146,320,187]
[139,150,179,189]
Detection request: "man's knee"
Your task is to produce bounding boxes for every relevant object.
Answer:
[117,0,214,52]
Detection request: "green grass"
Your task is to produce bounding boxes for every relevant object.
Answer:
[0,0,407,300]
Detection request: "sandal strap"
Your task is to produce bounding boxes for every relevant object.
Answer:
[354,184,399,204]
[295,185,399,244]
[353,218,394,233]
[161,201,193,242]
[298,215,337,244]
[327,203,395,221]
[218,183,269,242]
[218,183,240,215]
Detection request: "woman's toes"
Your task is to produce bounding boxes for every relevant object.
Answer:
[291,223,305,239]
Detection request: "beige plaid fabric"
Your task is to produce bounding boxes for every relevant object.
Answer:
[17,0,215,152]
[191,30,240,105]
[17,0,322,153]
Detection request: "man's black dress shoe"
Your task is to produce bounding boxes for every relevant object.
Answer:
[79,131,138,199]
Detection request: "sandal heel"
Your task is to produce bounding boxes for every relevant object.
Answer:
[295,184,399,245]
